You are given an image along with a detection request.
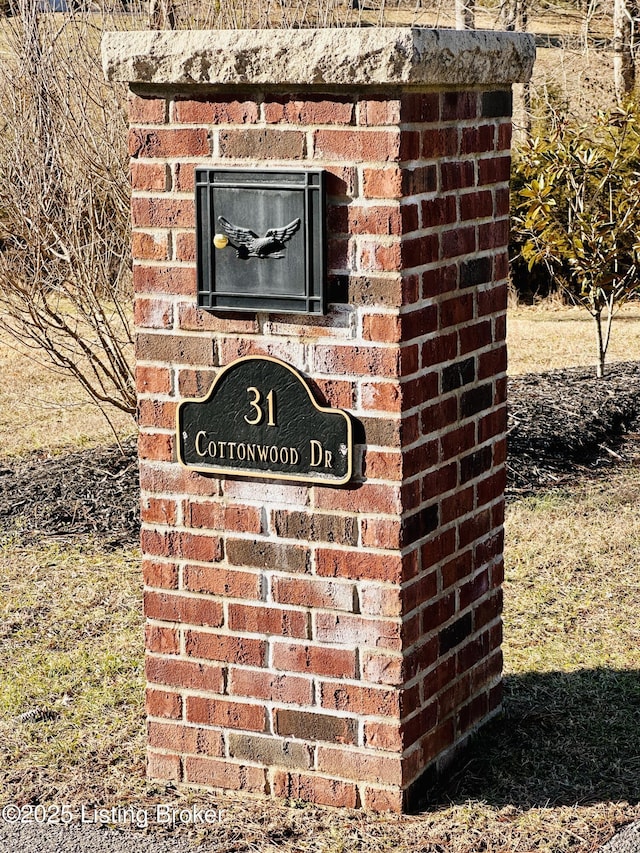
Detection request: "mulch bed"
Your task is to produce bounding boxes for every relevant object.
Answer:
[507,361,640,495]
[0,361,639,546]
[0,438,139,548]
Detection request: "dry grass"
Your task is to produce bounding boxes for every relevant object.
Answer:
[0,338,134,456]
[507,302,640,376]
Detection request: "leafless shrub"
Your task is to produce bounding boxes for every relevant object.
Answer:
[0,2,143,420]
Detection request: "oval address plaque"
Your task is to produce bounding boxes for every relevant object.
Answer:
[177,356,353,485]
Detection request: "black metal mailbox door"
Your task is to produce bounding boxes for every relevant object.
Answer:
[195,168,326,315]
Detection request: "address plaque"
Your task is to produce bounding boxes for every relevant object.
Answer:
[177,356,353,485]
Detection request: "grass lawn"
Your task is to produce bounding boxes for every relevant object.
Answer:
[0,305,639,851]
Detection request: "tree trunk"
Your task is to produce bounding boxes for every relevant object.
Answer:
[594,311,606,379]
[455,0,475,29]
[613,0,638,101]
[149,0,176,29]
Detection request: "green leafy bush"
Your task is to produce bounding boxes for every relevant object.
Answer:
[512,104,640,377]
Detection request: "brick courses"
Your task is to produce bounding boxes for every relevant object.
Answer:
[129,83,513,811]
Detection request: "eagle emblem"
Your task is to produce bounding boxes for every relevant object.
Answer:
[217,216,301,259]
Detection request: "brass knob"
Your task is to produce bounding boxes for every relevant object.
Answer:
[213,234,229,250]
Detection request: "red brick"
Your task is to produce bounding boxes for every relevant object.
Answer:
[362,167,403,199]
[419,719,455,764]
[358,240,402,273]
[317,746,402,785]
[358,98,401,126]
[272,642,357,679]
[313,344,400,377]
[360,516,402,550]
[229,668,313,704]
[184,755,266,791]
[362,719,402,751]
[145,624,179,654]
[441,226,476,260]
[132,231,169,261]
[359,380,402,413]
[325,165,357,197]
[441,91,478,121]
[314,129,400,162]
[479,219,510,251]
[320,681,400,717]
[177,368,217,398]
[146,655,225,693]
[148,721,224,757]
[141,529,223,563]
[134,296,174,330]
[440,161,475,192]
[439,293,475,329]
[400,234,439,268]
[147,751,181,781]
[144,590,224,628]
[476,469,507,508]
[272,577,355,612]
[219,129,305,159]
[174,162,195,192]
[459,189,494,221]
[362,449,402,482]
[131,197,195,229]
[129,95,166,124]
[316,548,404,583]
[314,480,401,513]
[228,603,308,638]
[461,125,496,155]
[174,97,259,124]
[134,263,195,297]
[399,130,421,160]
[137,399,178,429]
[478,155,511,185]
[183,565,262,599]
[498,122,512,150]
[138,432,173,463]
[177,304,259,334]
[360,650,403,685]
[315,612,401,651]
[265,97,354,125]
[362,313,401,344]
[313,377,355,409]
[130,161,168,192]
[185,500,262,534]
[186,696,266,732]
[349,205,404,236]
[185,630,266,667]
[139,538,176,574]
[174,232,196,262]
[129,127,210,158]
[459,508,493,549]
[364,787,404,813]
[273,772,358,809]
[146,687,182,720]
[136,332,214,365]
[421,127,458,159]
[141,496,178,526]
[136,365,172,395]
[401,372,439,410]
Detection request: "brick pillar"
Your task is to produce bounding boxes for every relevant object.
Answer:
[104,28,534,812]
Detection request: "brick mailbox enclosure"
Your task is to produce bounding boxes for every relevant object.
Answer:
[104,28,534,812]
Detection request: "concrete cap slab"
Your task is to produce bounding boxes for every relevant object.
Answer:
[102,27,535,88]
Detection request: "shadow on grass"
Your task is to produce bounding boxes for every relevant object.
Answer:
[427,668,640,809]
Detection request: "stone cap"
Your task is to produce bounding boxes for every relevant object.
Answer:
[102,27,535,88]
